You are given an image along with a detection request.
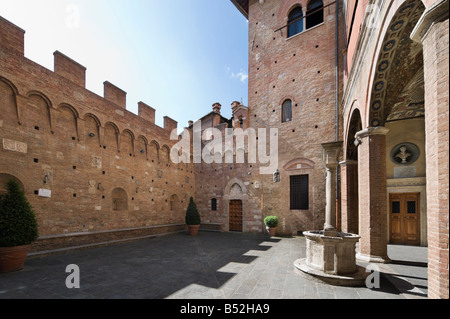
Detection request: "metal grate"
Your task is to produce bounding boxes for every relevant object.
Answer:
[290,175,309,210]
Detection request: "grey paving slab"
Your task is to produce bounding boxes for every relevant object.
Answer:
[0,231,428,299]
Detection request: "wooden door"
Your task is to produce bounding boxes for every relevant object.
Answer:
[389,193,420,246]
[229,200,243,232]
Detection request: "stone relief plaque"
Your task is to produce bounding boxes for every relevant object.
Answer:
[2,138,27,154]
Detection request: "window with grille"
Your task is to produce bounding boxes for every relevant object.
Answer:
[282,99,292,123]
[290,175,309,210]
[211,198,217,211]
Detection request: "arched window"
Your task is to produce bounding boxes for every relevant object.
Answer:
[282,99,293,123]
[306,0,324,29]
[288,6,304,37]
[211,198,217,211]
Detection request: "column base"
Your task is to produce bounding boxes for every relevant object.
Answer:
[356,252,391,264]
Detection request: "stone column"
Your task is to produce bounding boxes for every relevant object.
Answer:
[355,127,390,263]
[411,0,449,300]
[340,160,359,234]
[321,142,343,236]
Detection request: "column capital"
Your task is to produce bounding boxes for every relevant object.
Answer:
[321,141,343,167]
[411,0,449,43]
[355,126,390,141]
[339,159,358,166]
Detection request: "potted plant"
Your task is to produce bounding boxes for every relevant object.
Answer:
[185,197,201,236]
[0,179,39,273]
[264,216,279,237]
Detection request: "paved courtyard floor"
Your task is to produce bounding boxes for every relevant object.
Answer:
[0,231,428,299]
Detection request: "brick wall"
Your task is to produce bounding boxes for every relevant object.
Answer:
[0,17,194,250]
[422,17,449,300]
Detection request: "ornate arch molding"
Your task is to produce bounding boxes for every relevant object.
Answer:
[283,158,315,171]
[368,0,425,127]
[223,178,248,200]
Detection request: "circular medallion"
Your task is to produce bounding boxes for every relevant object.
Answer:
[390,143,420,166]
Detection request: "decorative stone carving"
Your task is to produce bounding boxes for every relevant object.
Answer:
[395,146,412,163]
[390,143,420,165]
[2,138,27,154]
[229,183,242,196]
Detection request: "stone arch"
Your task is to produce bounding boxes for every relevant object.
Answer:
[283,158,316,171]
[224,178,248,199]
[366,0,425,127]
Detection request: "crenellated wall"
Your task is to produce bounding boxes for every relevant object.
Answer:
[0,16,194,252]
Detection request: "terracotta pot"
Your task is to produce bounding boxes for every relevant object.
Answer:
[188,225,200,236]
[267,227,277,237]
[0,245,31,273]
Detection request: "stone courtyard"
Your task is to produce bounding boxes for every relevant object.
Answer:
[0,231,428,300]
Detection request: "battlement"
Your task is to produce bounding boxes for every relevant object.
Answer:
[0,16,25,55]
[0,16,177,132]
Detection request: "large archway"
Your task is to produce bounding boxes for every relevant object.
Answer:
[354,0,426,264]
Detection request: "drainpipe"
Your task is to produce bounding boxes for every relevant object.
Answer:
[335,0,340,231]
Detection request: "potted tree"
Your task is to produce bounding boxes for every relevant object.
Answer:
[0,179,39,273]
[185,197,201,236]
[264,216,279,237]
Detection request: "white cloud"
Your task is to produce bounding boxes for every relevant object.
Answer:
[226,66,248,83]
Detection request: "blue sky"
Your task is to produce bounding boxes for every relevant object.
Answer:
[0,0,249,129]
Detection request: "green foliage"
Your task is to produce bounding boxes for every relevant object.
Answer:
[264,216,279,228]
[185,197,201,226]
[0,179,39,247]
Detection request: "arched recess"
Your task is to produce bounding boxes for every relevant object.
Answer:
[83,113,101,148]
[112,188,128,211]
[104,122,119,151]
[161,145,170,163]
[0,173,25,197]
[0,77,19,125]
[149,140,160,163]
[121,129,135,157]
[56,104,79,141]
[170,194,180,211]
[136,136,148,160]
[25,91,53,133]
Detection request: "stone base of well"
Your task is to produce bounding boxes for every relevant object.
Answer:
[295,231,369,287]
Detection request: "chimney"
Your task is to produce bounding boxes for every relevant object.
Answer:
[212,103,222,114]
[54,51,87,88]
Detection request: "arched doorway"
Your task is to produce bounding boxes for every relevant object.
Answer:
[223,179,248,233]
[0,173,25,198]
